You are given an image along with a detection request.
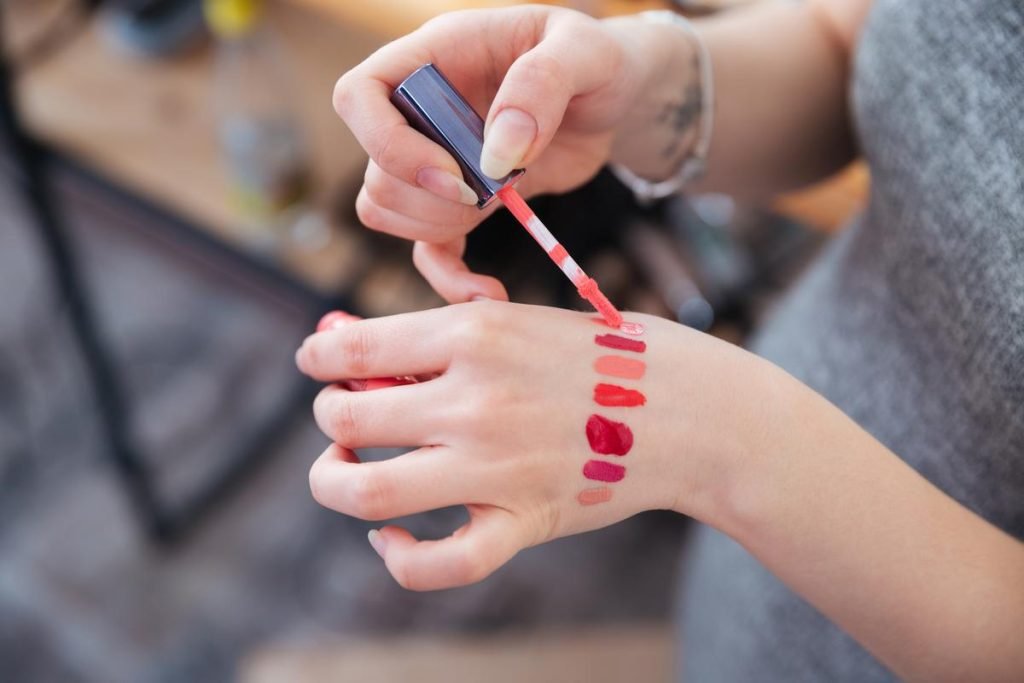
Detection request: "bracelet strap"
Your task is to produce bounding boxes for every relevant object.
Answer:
[610,10,715,204]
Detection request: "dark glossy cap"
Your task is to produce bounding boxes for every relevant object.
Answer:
[391,63,524,209]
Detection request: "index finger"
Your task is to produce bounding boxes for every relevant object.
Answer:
[332,8,544,189]
[295,306,456,382]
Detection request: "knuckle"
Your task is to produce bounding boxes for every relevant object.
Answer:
[374,130,403,177]
[328,395,361,448]
[519,52,569,97]
[419,10,464,35]
[391,559,416,591]
[339,325,374,376]
[348,468,390,519]
[355,190,386,232]
[362,166,390,207]
[450,547,491,586]
[452,304,505,353]
[308,460,325,506]
[332,71,356,118]
[301,338,321,370]
[312,388,333,432]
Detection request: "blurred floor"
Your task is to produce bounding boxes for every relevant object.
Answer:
[242,625,674,683]
[0,164,687,682]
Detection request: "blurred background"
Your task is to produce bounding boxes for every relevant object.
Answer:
[0,0,867,680]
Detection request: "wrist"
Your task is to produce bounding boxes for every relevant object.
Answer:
[603,15,702,180]
[664,346,809,531]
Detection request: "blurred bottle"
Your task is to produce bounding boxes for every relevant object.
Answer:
[204,0,327,252]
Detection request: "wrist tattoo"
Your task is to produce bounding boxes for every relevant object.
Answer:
[657,54,703,165]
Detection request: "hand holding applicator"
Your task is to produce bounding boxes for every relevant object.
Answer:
[391,64,624,329]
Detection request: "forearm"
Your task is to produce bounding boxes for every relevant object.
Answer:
[608,0,861,200]
[694,364,1024,682]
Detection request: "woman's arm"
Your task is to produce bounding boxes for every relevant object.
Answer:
[297,303,1024,682]
[612,0,873,198]
[696,368,1024,683]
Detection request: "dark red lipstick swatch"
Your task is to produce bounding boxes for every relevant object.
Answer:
[586,414,633,455]
[594,334,646,353]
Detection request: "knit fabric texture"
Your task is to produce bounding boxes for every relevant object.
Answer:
[677,0,1024,680]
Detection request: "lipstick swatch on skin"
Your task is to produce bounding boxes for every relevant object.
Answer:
[595,334,646,353]
[594,383,647,407]
[594,355,646,380]
[583,459,626,482]
[577,487,613,506]
[586,414,633,455]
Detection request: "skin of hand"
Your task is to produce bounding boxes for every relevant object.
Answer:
[294,301,769,591]
[296,302,1024,681]
[333,5,688,304]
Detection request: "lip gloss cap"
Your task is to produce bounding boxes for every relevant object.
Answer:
[391,63,524,209]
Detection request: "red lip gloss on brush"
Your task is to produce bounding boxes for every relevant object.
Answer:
[391,63,624,329]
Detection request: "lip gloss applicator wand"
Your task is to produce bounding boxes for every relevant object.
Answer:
[390,64,625,330]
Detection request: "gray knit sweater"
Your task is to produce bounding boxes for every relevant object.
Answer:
[677,0,1024,680]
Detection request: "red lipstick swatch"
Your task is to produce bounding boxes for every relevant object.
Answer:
[595,334,646,353]
[583,459,626,482]
[594,383,647,407]
[586,414,633,455]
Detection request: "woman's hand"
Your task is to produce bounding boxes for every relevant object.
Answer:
[295,302,776,591]
[334,6,689,303]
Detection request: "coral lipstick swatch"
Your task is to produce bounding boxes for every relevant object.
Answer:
[594,355,646,380]
[577,487,613,506]
[594,383,647,407]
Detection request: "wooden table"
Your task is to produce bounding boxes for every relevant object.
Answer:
[15,0,384,295]
[289,0,672,37]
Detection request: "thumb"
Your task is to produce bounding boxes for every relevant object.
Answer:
[480,16,616,179]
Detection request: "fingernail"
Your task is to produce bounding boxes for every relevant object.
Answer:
[416,167,479,206]
[470,295,491,302]
[480,108,536,179]
[367,529,388,558]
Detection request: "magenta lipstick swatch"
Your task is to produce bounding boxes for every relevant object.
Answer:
[583,459,626,483]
